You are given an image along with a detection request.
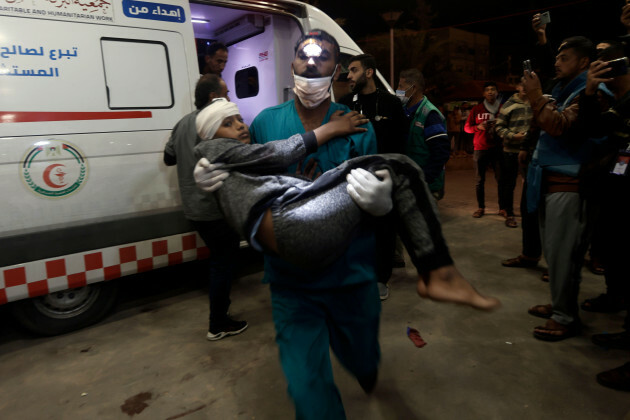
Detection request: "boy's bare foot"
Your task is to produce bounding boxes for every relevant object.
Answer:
[417,265,501,311]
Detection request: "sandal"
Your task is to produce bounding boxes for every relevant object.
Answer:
[472,208,485,218]
[501,255,539,268]
[587,258,605,275]
[541,272,549,282]
[533,319,581,342]
[528,304,552,319]
[505,216,518,228]
[498,209,508,218]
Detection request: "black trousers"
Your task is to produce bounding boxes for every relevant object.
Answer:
[473,148,502,209]
[597,178,630,330]
[191,219,241,328]
[498,151,519,216]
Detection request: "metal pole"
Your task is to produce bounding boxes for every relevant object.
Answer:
[390,27,394,88]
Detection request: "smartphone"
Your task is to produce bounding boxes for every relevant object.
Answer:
[606,57,629,78]
[537,11,551,27]
[523,59,533,73]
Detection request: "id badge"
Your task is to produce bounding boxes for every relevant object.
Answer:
[610,150,630,176]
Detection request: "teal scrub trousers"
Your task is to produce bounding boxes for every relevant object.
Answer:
[270,280,381,420]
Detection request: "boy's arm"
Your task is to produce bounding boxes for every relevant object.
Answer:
[313,110,369,146]
[194,133,317,174]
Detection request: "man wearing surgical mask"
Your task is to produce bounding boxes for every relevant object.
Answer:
[397,68,451,199]
[247,30,380,419]
[250,30,377,175]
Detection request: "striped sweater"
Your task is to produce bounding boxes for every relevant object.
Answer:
[495,93,533,153]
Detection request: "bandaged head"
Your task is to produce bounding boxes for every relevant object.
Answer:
[196,98,240,140]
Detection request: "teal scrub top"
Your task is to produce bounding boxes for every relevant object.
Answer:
[250,99,378,289]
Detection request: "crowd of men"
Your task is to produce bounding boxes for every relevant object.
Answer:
[164,4,630,418]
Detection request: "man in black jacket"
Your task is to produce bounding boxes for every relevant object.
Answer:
[577,42,630,391]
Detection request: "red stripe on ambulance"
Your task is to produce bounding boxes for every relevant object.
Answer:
[0,111,152,123]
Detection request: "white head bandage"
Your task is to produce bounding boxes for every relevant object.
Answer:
[196,98,240,140]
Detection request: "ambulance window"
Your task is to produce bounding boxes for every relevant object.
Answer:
[101,38,174,109]
[234,67,259,99]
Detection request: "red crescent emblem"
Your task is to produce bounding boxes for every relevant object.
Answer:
[43,164,67,188]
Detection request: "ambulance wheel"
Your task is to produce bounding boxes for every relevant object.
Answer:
[10,281,119,336]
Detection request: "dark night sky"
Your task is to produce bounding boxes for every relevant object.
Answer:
[315,0,628,76]
[317,0,626,40]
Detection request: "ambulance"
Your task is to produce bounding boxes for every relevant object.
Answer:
[0,0,391,335]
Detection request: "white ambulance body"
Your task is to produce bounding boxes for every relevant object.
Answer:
[0,0,385,335]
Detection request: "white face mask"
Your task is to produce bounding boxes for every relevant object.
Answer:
[395,85,414,106]
[293,66,336,109]
[395,90,409,106]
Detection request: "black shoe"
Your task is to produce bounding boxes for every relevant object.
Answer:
[596,362,630,391]
[358,371,378,394]
[392,256,406,268]
[581,294,625,313]
[592,331,630,350]
[207,317,248,341]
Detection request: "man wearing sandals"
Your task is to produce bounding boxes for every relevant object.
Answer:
[495,81,533,229]
[521,36,596,341]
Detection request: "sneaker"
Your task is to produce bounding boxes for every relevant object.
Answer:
[378,282,389,301]
[207,317,248,341]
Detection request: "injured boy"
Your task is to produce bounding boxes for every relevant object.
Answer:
[193,98,500,310]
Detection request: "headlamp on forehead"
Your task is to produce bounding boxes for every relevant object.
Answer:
[294,29,340,60]
[302,40,323,58]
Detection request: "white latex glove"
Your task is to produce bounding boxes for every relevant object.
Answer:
[346,168,393,216]
[194,158,229,193]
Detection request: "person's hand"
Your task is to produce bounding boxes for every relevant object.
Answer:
[193,158,229,193]
[585,60,613,96]
[531,13,547,43]
[513,132,526,142]
[296,157,321,180]
[329,110,369,135]
[622,4,630,34]
[521,70,542,96]
[476,121,487,131]
[346,168,393,216]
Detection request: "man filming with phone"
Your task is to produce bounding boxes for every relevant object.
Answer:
[576,41,630,392]
[521,36,598,342]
